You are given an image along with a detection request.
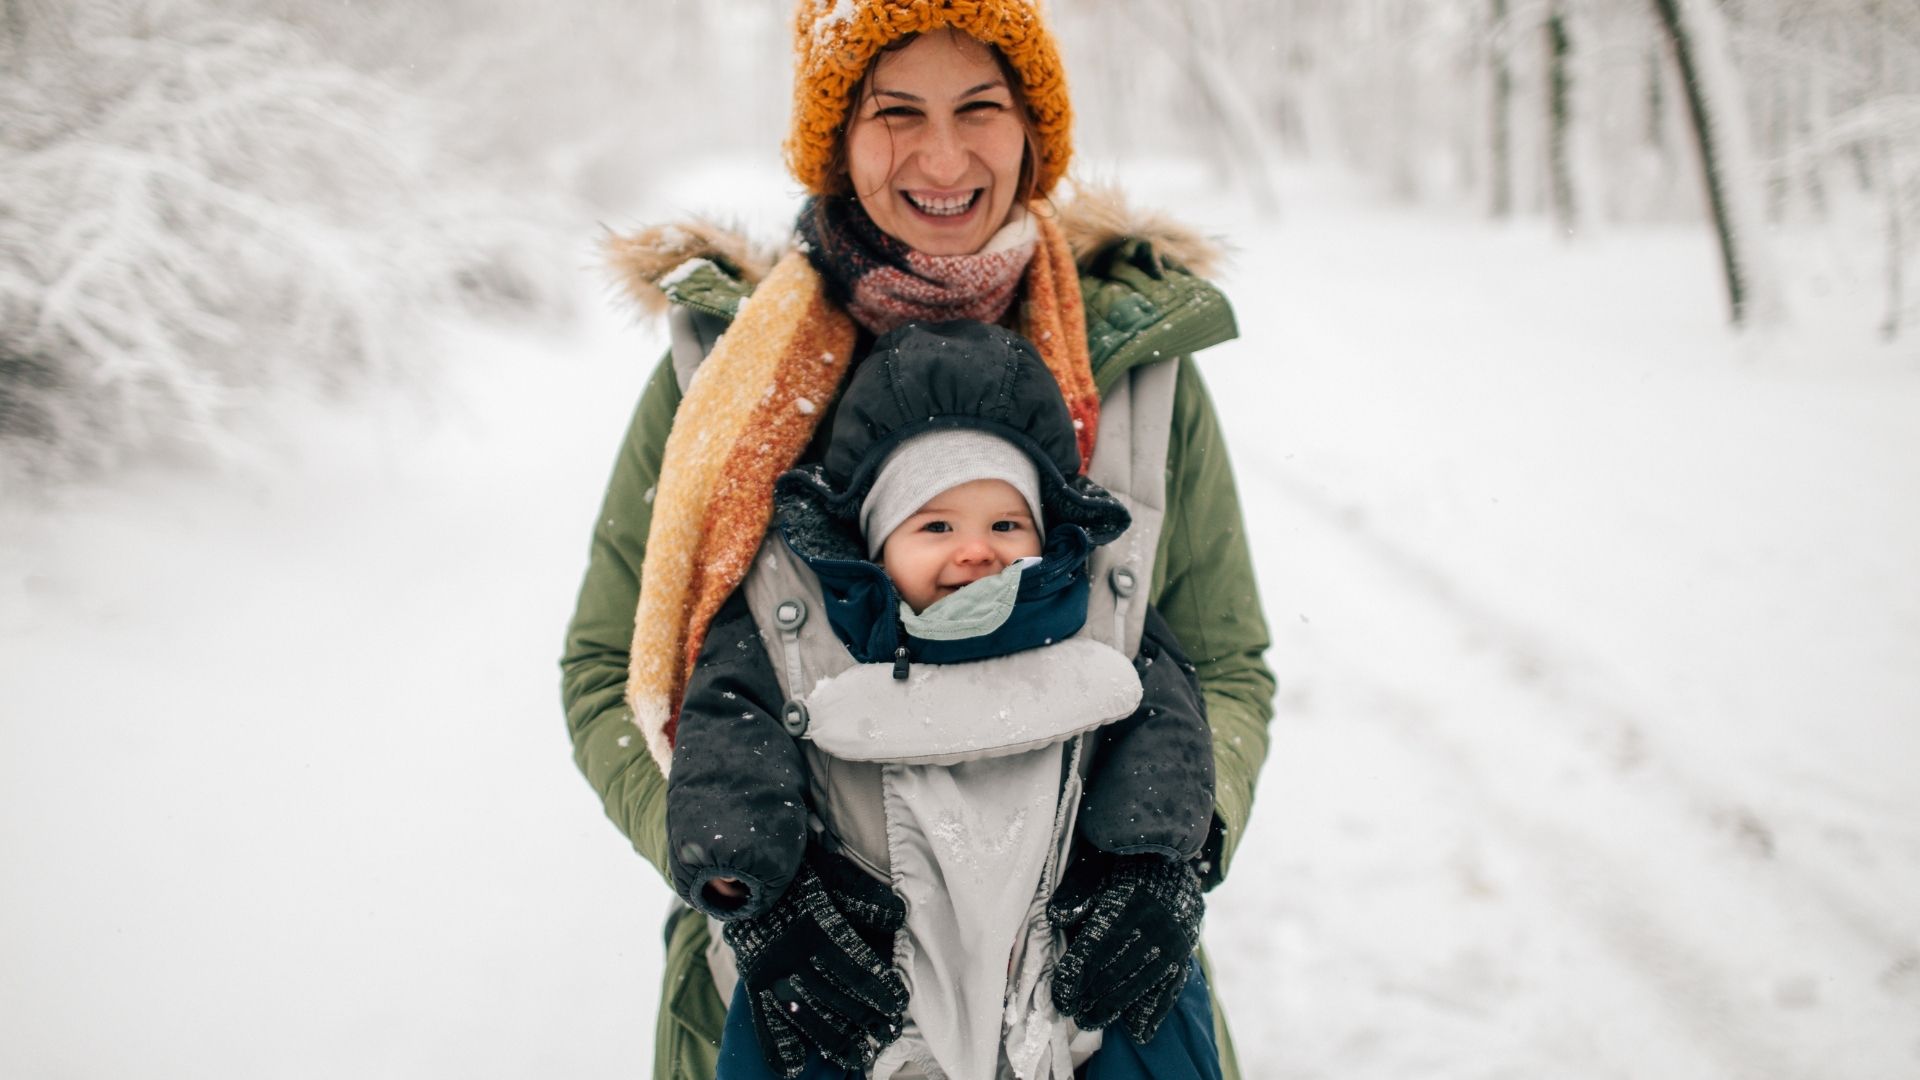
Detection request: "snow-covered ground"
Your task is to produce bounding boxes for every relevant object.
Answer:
[2,162,1916,1079]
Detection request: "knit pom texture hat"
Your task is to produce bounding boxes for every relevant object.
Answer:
[786,0,1073,197]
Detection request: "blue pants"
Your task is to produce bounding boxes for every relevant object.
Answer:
[715,957,1222,1080]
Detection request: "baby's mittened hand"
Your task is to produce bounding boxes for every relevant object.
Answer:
[1047,850,1205,1043]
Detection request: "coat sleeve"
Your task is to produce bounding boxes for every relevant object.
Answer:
[1077,605,1215,861]
[1151,356,1276,891]
[559,353,681,882]
[667,591,810,921]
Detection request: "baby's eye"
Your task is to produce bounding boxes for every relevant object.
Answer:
[991,520,1024,532]
[921,520,951,533]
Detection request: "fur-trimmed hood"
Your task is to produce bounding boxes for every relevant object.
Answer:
[605,183,1226,316]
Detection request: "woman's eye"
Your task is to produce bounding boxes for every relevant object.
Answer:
[875,105,921,120]
[959,100,1005,114]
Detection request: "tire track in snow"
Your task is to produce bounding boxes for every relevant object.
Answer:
[1232,446,1920,1078]
[1348,674,1822,1080]
[1244,446,1919,956]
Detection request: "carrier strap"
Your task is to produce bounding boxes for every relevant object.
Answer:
[667,305,728,396]
[1083,358,1178,658]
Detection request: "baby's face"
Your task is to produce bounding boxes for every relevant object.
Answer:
[880,478,1042,613]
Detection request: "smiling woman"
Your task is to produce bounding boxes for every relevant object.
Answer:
[561,2,1275,1078]
[843,30,1037,255]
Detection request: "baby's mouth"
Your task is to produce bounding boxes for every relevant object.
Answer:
[905,190,980,218]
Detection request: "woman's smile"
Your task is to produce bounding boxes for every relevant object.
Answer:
[904,189,981,217]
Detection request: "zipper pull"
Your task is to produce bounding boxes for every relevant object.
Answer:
[892,646,911,681]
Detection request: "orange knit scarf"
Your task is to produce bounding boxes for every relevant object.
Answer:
[627,212,1095,774]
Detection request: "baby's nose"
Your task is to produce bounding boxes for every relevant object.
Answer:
[953,538,999,565]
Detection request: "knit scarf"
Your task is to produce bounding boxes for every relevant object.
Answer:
[799,196,1038,336]
[627,204,1097,774]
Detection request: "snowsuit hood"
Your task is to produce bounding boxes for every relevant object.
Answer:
[773,318,1132,664]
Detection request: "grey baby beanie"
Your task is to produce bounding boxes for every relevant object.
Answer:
[861,429,1044,558]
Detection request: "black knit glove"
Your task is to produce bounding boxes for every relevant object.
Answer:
[1048,851,1204,1043]
[808,837,908,963]
[722,848,908,1076]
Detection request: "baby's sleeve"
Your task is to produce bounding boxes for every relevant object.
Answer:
[1075,605,1216,860]
[666,590,811,920]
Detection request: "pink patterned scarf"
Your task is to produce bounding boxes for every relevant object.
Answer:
[798,196,1039,335]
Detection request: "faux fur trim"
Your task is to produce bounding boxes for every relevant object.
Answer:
[1052,181,1227,279]
[605,187,1225,314]
[603,219,780,316]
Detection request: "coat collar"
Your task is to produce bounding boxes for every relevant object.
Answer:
[605,184,1231,322]
[784,521,1097,666]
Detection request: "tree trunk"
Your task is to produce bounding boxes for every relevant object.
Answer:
[1645,42,1666,150]
[1649,0,1786,327]
[1546,2,1577,236]
[1765,76,1790,222]
[1799,56,1828,219]
[1879,139,1904,341]
[1490,0,1514,218]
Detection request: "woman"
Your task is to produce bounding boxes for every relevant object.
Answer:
[560,3,1274,1077]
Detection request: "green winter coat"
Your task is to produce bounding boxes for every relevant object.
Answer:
[561,223,1275,1079]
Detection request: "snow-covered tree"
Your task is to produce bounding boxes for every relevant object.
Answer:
[0,3,569,483]
[1652,0,1788,326]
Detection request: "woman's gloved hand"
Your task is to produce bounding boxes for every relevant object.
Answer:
[807,836,910,964]
[1047,850,1204,1043]
[723,844,909,1076]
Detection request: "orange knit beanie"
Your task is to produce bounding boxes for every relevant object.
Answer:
[785,0,1073,197]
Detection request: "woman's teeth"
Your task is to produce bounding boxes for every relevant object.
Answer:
[908,191,976,217]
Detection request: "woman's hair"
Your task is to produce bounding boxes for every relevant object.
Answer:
[821,32,1045,210]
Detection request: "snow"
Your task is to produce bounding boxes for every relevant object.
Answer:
[658,256,716,291]
[3,160,1918,1078]
[813,0,859,42]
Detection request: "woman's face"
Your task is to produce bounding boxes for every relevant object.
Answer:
[845,29,1029,256]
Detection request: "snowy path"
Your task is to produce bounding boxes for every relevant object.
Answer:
[1198,179,1920,1079]
[1215,457,1919,1079]
[3,168,1917,1077]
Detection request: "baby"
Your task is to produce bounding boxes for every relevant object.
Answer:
[667,320,1219,1080]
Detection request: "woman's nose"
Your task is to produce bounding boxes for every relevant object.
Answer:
[915,119,970,185]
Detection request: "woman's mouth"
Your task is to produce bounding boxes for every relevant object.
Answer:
[905,190,981,218]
